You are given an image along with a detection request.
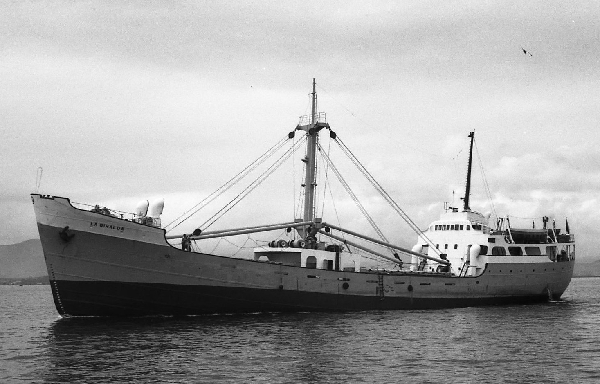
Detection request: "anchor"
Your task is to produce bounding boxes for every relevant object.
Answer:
[59,226,75,242]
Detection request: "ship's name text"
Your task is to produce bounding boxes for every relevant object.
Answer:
[90,222,125,232]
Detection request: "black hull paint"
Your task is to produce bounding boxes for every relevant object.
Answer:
[50,280,552,317]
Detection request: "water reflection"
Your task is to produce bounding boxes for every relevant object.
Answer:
[42,314,366,383]
[30,279,600,383]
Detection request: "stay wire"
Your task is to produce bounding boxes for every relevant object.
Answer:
[317,143,395,257]
[199,137,306,231]
[165,135,290,232]
[334,135,440,256]
[474,139,498,221]
[319,138,332,220]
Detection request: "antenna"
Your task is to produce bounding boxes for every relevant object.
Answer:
[463,132,475,211]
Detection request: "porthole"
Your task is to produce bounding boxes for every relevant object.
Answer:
[342,282,349,290]
[408,285,414,292]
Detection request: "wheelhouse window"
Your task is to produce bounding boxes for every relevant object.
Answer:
[508,246,523,256]
[492,246,506,256]
[472,224,482,231]
[525,247,541,256]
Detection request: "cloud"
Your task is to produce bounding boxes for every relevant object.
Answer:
[1,1,600,263]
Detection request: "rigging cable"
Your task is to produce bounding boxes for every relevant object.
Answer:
[292,125,297,222]
[199,137,307,231]
[312,134,321,221]
[165,135,291,232]
[333,135,441,255]
[317,143,395,257]
[474,138,498,222]
[324,169,348,247]
[319,137,332,220]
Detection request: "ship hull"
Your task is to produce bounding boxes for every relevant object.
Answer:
[48,280,562,317]
[34,195,575,317]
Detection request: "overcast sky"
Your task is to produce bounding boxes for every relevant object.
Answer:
[2,1,599,261]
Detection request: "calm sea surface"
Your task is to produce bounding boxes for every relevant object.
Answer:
[1,278,599,383]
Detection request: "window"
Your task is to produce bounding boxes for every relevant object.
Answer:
[453,244,458,249]
[492,246,506,256]
[436,244,439,249]
[473,224,482,231]
[467,226,471,230]
[460,225,464,230]
[445,244,448,249]
[508,246,523,256]
[525,247,541,256]
[488,238,496,243]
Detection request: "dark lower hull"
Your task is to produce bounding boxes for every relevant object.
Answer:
[50,279,555,317]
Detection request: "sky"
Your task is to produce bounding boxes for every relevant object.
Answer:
[1,1,599,261]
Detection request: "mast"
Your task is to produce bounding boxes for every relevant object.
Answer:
[463,131,475,211]
[302,79,318,223]
[295,79,330,238]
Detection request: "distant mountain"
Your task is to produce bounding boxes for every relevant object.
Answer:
[0,276,49,285]
[0,239,47,279]
[573,259,600,278]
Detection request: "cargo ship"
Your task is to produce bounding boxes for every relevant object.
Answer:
[32,80,575,316]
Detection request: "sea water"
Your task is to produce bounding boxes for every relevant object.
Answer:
[1,278,599,383]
